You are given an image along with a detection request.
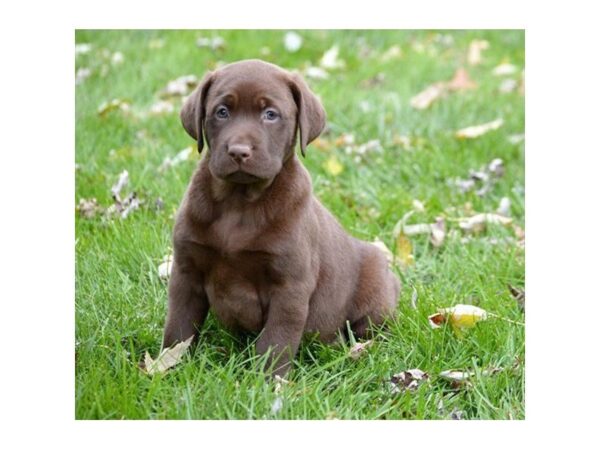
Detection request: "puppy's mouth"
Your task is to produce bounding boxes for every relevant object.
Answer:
[225,170,262,184]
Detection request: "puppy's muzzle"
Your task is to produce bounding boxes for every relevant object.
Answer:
[227,143,252,164]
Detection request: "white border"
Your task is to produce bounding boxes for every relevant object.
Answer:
[2,0,600,448]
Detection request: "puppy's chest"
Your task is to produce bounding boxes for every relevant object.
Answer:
[194,211,284,333]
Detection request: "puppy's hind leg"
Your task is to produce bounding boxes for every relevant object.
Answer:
[349,244,401,339]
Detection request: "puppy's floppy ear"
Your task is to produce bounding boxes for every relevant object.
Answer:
[180,71,214,153]
[289,73,326,157]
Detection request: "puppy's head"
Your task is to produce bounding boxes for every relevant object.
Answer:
[181,60,326,185]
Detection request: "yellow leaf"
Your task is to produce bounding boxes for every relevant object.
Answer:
[395,231,415,268]
[323,156,343,176]
[455,119,504,139]
[428,304,488,335]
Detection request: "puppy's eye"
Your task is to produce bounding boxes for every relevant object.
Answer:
[263,109,279,121]
[215,106,230,119]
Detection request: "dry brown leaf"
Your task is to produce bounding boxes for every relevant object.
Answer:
[389,369,429,393]
[508,285,525,310]
[111,170,129,201]
[459,213,513,233]
[143,336,194,375]
[77,198,101,218]
[348,340,373,360]
[456,119,504,139]
[410,68,476,110]
[410,83,446,110]
[446,68,477,91]
[430,217,446,247]
[439,370,472,383]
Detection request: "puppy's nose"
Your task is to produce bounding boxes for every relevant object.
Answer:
[227,144,252,163]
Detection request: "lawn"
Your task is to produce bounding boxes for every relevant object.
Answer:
[75,29,525,419]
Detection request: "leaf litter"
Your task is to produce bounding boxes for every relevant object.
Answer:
[77,170,141,220]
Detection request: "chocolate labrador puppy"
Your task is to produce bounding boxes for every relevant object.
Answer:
[162,59,400,376]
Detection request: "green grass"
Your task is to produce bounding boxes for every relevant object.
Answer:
[75,29,525,419]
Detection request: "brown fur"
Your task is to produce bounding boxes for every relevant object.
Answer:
[162,60,400,376]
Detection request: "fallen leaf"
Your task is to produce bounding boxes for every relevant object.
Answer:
[283,31,302,53]
[508,285,525,310]
[389,369,429,393]
[392,134,412,149]
[410,82,446,110]
[499,78,518,93]
[459,213,513,233]
[508,134,525,145]
[410,286,418,309]
[76,67,91,85]
[77,198,101,218]
[493,63,518,76]
[97,98,130,117]
[75,43,92,55]
[496,197,511,217]
[439,370,472,383]
[487,158,505,177]
[111,51,124,65]
[323,155,344,176]
[428,304,488,333]
[111,170,129,201]
[334,133,355,147]
[158,255,173,280]
[412,199,425,212]
[446,68,477,91]
[320,45,345,70]
[411,68,476,110]
[159,146,193,171]
[430,217,446,247]
[455,118,504,139]
[304,66,329,80]
[395,231,415,268]
[149,100,175,116]
[467,39,489,65]
[160,75,199,98]
[381,45,402,62]
[450,409,466,420]
[143,335,194,375]
[115,192,140,219]
[196,36,225,51]
[273,375,290,395]
[348,340,373,360]
[270,396,284,414]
